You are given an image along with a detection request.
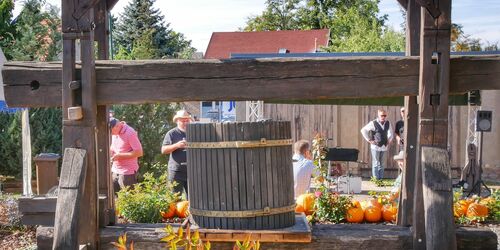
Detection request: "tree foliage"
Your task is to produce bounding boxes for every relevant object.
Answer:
[244,0,403,52]
[2,0,61,60]
[113,0,194,59]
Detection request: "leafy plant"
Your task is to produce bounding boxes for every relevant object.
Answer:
[161,225,210,250]
[233,235,261,250]
[314,189,352,223]
[311,133,328,178]
[370,176,395,187]
[485,189,500,221]
[111,233,134,250]
[116,173,180,223]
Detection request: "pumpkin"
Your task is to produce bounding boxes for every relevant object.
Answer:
[454,199,472,218]
[453,203,465,218]
[176,201,190,218]
[295,193,316,215]
[364,206,382,222]
[352,200,361,209]
[466,203,489,218]
[346,207,364,223]
[382,204,398,222]
[362,199,382,211]
[161,203,177,219]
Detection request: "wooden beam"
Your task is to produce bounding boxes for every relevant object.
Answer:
[2,56,499,108]
[94,0,114,227]
[52,148,87,249]
[418,0,456,249]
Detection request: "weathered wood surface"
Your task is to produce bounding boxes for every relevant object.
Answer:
[187,121,295,230]
[36,223,497,250]
[417,0,456,249]
[52,148,87,250]
[18,196,108,226]
[2,56,500,107]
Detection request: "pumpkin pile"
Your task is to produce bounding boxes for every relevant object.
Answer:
[453,197,490,222]
[161,201,190,219]
[347,196,398,224]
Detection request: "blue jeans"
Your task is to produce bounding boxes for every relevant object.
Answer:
[371,149,386,179]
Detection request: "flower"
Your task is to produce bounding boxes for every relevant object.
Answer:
[315,191,323,198]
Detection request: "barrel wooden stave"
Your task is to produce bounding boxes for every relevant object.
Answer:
[187,121,295,230]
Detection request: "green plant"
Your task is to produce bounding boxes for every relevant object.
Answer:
[370,176,395,187]
[161,225,210,250]
[314,189,352,223]
[485,189,500,221]
[311,133,328,178]
[116,173,180,223]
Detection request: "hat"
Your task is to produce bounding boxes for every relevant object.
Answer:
[393,151,404,161]
[109,118,119,128]
[173,110,193,123]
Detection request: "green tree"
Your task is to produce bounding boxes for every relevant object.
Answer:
[0,0,15,55]
[4,0,61,61]
[243,0,403,52]
[113,0,194,58]
[112,22,179,177]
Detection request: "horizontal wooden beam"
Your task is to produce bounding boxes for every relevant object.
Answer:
[2,56,500,108]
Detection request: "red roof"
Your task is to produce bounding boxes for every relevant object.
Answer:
[204,29,330,59]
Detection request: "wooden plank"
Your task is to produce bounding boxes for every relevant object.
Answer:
[222,123,232,229]
[421,146,456,249]
[21,213,55,226]
[253,124,263,230]
[397,0,419,229]
[18,197,57,213]
[229,123,240,229]
[3,56,500,108]
[237,122,248,230]
[200,124,209,228]
[265,122,275,229]
[215,123,227,229]
[53,148,87,250]
[243,123,255,230]
[211,124,221,229]
[205,124,215,228]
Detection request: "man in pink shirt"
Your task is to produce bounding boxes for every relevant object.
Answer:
[110,118,143,193]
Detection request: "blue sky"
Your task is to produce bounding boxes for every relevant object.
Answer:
[13,0,500,52]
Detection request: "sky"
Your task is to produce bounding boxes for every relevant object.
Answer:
[13,0,500,53]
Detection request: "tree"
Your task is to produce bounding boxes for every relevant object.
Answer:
[243,0,403,52]
[4,0,61,61]
[0,0,15,54]
[113,0,194,58]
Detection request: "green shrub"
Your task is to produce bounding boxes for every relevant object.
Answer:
[314,188,352,223]
[116,173,180,223]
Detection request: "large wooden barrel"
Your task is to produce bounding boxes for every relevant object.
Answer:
[186,121,295,230]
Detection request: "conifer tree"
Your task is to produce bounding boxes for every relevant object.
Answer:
[113,0,193,58]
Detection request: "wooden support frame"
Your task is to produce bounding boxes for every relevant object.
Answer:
[2,56,500,108]
[418,0,456,249]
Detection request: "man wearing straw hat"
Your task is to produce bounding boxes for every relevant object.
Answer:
[161,110,193,197]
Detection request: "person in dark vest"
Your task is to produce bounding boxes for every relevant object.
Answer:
[395,107,405,152]
[161,110,193,198]
[360,109,393,179]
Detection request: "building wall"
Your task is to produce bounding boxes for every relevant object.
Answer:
[264,94,499,181]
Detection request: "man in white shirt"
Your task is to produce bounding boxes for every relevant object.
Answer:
[292,140,319,198]
[360,109,393,179]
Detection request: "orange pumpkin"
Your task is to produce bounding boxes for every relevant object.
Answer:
[453,199,472,218]
[346,207,364,223]
[382,204,398,222]
[161,203,177,219]
[466,203,489,218]
[295,193,316,215]
[352,200,361,209]
[176,201,190,218]
[362,199,382,211]
[364,206,382,222]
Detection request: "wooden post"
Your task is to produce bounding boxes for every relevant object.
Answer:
[418,0,456,249]
[57,0,99,248]
[94,0,114,227]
